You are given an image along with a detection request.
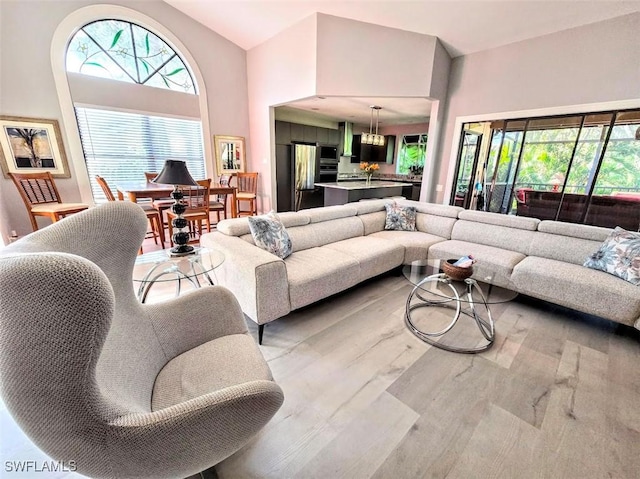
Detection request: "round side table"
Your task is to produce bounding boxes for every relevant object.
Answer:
[403,259,518,353]
[133,247,224,303]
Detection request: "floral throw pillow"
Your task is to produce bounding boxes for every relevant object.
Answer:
[248,211,292,259]
[584,227,640,286]
[384,202,417,231]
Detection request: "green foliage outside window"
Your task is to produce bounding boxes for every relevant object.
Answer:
[397,134,427,175]
[477,115,640,214]
[513,125,640,194]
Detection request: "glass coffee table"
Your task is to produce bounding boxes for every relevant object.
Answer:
[403,259,518,353]
[133,247,225,303]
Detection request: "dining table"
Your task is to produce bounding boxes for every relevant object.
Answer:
[116,181,238,218]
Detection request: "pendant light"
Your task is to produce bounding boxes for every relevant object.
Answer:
[362,106,385,146]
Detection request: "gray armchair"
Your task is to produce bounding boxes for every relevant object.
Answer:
[0,202,283,478]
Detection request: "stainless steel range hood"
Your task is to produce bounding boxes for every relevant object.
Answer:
[338,121,354,157]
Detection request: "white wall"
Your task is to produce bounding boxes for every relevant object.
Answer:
[315,14,435,97]
[436,12,640,204]
[0,0,249,237]
[246,14,318,212]
[247,12,449,211]
[68,73,201,118]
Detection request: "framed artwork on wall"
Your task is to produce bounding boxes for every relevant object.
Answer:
[0,116,70,178]
[214,135,245,174]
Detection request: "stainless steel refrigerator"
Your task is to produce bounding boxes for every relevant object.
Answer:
[293,143,317,210]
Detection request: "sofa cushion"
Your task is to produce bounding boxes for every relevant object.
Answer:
[303,204,358,223]
[512,257,640,326]
[458,209,540,231]
[396,200,462,218]
[285,248,361,310]
[287,216,364,252]
[323,236,404,281]
[359,211,387,235]
[217,211,310,237]
[369,230,446,264]
[537,220,612,242]
[248,211,292,259]
[384,202,417,231]
[583,227,640,286]
[529,232,605,266]
[415,213,458,239]
[451,220,538,255]
[152,334,273,410]
[428,240,525,289]
[353,199,387,215]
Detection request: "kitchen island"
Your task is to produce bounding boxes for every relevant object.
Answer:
[315,180,413,206]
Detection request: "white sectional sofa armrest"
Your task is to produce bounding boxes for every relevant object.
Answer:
[200,232,291,325]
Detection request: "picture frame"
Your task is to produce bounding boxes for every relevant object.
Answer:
[214,135,245,174]
[0,116,70,178]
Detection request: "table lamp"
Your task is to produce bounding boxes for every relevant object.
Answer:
[153,160,198,257]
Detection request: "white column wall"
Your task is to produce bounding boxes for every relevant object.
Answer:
[246,14,319,212]
[315,14,435,97]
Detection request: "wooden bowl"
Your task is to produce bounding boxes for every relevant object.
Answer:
[441,259,473,281]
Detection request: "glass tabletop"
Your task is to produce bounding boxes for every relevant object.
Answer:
[402,259,518,304]
[133,247,225,283]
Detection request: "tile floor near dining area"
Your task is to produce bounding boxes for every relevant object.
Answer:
[2,265,639,478]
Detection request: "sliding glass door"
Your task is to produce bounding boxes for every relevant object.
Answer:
[451,108,640,231]
[451,129,482,209]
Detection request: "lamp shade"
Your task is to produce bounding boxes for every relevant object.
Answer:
[153,160,197,186]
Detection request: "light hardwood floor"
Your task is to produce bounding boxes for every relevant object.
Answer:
[2,265,639,478]
[219,273,640,479]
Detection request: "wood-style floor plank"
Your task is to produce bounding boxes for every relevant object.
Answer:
[296,392,419,479]
[3,269,639,479]
[445,404,541,479]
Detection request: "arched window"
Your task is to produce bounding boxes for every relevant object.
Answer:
[67,19,195,94]
[64,18,205,203]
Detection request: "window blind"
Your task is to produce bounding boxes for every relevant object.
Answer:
[75,106,205,203]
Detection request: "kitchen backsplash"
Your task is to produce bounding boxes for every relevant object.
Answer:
[337,172,422,182]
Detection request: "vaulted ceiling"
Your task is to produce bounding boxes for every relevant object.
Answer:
[164,1,640,125]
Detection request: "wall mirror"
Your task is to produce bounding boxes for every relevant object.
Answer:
[214,135,245,174]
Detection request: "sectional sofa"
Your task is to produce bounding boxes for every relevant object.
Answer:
[516,189,640,231]
[200,199,640,343]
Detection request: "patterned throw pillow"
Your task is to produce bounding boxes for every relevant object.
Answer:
[584,227,640,286]
[384,202,417,231]
[247,211,292,259]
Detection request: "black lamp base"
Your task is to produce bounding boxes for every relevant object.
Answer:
[168,244,197,257]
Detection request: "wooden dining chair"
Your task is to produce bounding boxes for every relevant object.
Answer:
[209,174,232,226]
[9,172,89,231]
[167,178,211,245]
[234,172,258,217]
[145,171,174,221]
[95,175,165,248]
[144,172,158,183]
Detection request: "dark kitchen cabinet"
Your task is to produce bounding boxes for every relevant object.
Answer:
[316,127,329,145]
[275,121,339,147]
[275,121,290,144]
[290,123,304,142]
[303,125,317,143]
[411,184,422,201]
[275,144,292,212]
[328,128,339,145]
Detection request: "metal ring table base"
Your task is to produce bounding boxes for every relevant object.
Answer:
[405,273,495,353]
